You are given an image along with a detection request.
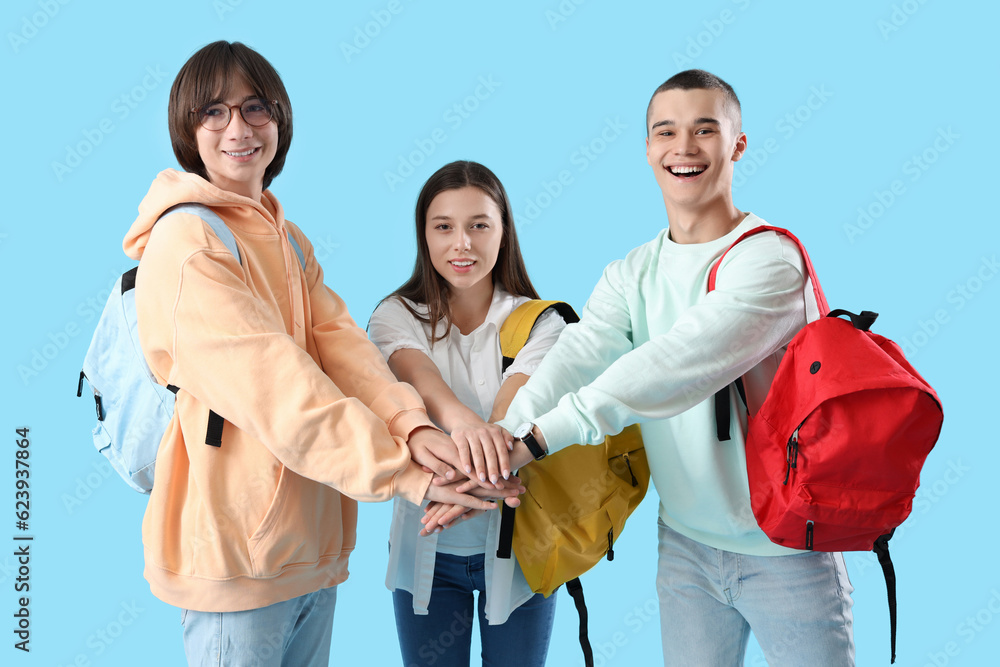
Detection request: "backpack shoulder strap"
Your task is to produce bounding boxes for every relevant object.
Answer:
[707,225,830,315]
[498,300,579,373]
[286,232,306,271]
[152,203,237,448]
[159,203,242,266]
[708,225,828,439]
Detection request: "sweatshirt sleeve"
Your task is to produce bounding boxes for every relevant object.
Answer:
[508,234,807,453]
[292,229,438,446]
[500,264,636,437]
[136,215,430,505]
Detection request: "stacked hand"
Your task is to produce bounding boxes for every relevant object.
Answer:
[409,423,533,534]
[418,429,543,534]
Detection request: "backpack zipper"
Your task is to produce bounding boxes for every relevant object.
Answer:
[606,529,615,561]
[783,427,800,485]
[622,452,639,487]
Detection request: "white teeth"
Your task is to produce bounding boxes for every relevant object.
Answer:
[225,148,257,157]
[452,261,474,267]
[669,165,706,175]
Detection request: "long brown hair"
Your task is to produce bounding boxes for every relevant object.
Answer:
[385,161,538,341]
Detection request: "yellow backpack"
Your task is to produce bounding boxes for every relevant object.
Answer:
[496,300,650,597]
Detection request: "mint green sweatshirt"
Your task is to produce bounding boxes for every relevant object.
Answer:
[502,214,821,556]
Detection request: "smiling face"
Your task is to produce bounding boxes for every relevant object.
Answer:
[194,78,278,200]
[645,87,746,215]
[424,186,504,301]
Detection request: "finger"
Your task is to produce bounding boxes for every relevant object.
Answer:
[420,502,442,523]
[427,503,457,529]
[438,504,471,528]
[447,489,498,511]
[468,483,522,499]
[503,496,521,508]
[451,433,473,477]
[490,428,511,480]
[477,432,500,487]
[467,432,486,484]
[419,505,446,533]
[454,478,479,494]
[418,450,457,482]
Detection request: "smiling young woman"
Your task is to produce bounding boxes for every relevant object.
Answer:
[369,161,568,667]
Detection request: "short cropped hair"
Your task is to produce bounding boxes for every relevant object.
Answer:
[645,69,741,136]
[168,41,293,191]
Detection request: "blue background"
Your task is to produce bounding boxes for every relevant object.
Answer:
[3,1,997,665]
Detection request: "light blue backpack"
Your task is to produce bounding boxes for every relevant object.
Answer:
[77,204,305,493]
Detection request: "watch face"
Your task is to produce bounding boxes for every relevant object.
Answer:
[514,423,533,440]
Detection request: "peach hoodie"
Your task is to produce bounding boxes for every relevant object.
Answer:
[123,169,432,612]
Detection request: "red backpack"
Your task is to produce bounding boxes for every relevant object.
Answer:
[710,226,944,664]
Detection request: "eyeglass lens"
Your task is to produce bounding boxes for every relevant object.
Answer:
[199,99,273,130]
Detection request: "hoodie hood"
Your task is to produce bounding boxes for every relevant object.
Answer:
[123,169,283,260]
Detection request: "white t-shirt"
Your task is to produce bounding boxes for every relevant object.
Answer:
[369,286,566,623]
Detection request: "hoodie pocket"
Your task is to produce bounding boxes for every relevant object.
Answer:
[246,465,291,578]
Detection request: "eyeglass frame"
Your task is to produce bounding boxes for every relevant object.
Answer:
[189,98,279,131]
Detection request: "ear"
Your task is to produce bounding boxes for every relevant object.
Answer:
[645,135,652,166]
[731,132,747,163]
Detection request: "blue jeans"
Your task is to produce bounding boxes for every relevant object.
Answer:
[181,586,337,666]
[392,553,556,667]
[657,520,854,666]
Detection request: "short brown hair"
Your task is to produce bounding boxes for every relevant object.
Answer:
[645,69,741,136]
[168,41,293,191]
[383,161,539,342]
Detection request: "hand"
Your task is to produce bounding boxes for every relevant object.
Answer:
[448,421,513,487]
[407,425,462,481]
[420,505,485,536]
[420,477,524,535]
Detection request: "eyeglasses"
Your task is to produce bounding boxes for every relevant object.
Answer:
[191,98,278,131]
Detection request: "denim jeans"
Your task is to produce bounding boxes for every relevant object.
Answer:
[392,553,556,667]
[657,520,854,666]
[181,586,337,666]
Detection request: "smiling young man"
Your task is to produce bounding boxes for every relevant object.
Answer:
[493,70,857,665]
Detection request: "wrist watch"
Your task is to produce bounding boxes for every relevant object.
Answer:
[514,422,546,461]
